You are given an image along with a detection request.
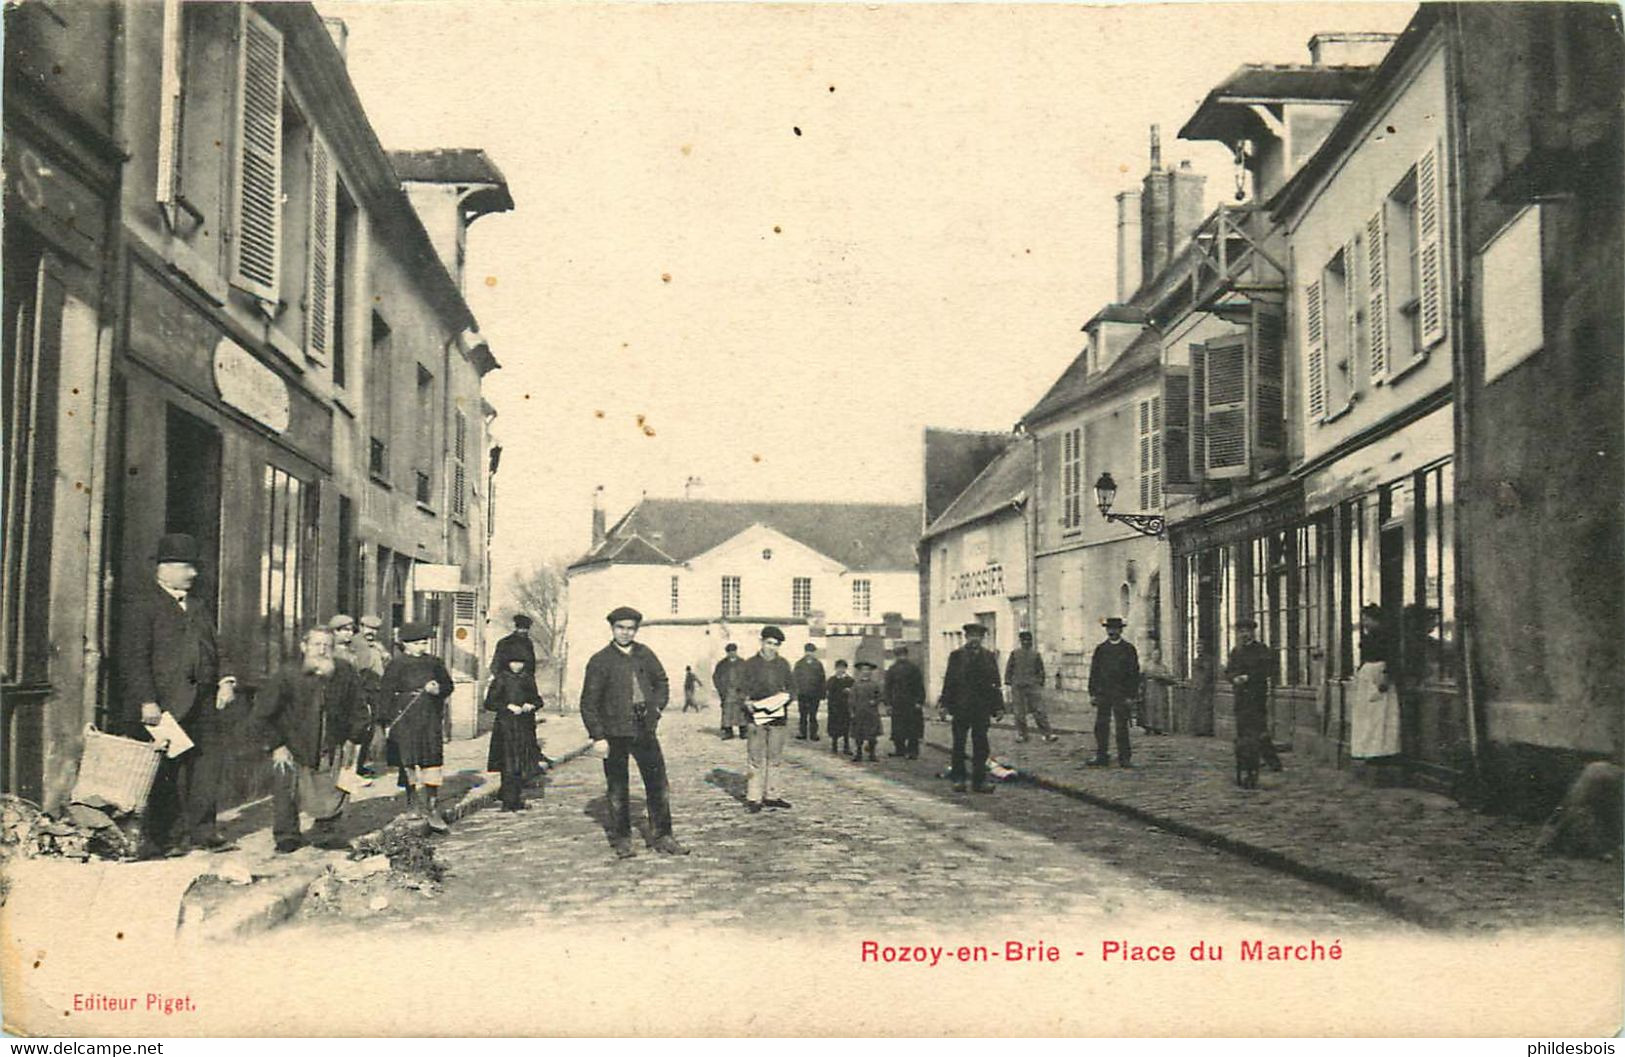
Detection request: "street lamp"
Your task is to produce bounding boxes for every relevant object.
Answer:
[1094,472,1166,539]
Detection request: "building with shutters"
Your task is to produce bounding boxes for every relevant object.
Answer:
[1,2,513,810]
[564,496,921,709]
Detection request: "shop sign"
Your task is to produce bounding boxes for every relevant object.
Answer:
[950,563,1005,601]
[413,563,465,592]
[213,337,290,433]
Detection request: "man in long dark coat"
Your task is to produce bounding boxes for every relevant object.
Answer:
[940,623,1002,793]
[1225,617,1284,772]
[579,606,688,858]
[117,533,238,857]
[793,643,826,741]
[1086,616,1140,768]
[253,627,370,852]
[712,644,747,739]
[885,645,926,759]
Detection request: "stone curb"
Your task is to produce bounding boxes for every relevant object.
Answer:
[920,732,1456,930]
[189,739,594,941]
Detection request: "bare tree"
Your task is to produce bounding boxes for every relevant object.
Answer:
[496,558,570,707]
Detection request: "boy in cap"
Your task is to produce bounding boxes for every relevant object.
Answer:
[740,626,795,811]
[380,622,456,829]
[1086,617,1139,768]
[848,655,884,762]
[825,659,855,755]
[579,606,688,856]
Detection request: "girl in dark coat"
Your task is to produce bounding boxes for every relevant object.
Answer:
[485,657,543,811]
[848,661,883,762]
[380,623,455,830]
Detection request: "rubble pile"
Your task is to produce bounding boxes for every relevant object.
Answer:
[0,795,137,864]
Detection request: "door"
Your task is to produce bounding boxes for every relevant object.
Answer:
[1379,521,1408,756]
[164,405,223,614]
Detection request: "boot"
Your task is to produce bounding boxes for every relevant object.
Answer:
[424,788,451,833]
[404,785,426,817]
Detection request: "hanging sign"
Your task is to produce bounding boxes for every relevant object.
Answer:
[213,337,290,433]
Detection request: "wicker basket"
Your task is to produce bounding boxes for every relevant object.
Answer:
[70,725,163,813]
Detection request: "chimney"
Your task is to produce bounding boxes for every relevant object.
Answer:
[1141,128,1208,285]
[1115,189,1143,302]
[591,486,606,546]
[684,475,705,500]
[1308,31,1400,67]
[321,17,348,61]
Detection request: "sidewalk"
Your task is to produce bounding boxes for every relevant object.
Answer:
[923,717,1623,931]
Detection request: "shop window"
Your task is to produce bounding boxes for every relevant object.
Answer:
[1337,497,1367,676]
[721,575,741,618]
[852,579,872,618]
[792,577,812,618]
[260,465,317,670]
[1412,463,1457,684]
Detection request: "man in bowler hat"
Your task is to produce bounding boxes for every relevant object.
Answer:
[1087,617,1140,768]
[117,533,237,856]
[579,606,688,857]
[1225,617,1284,772]
[940,623,1002,793]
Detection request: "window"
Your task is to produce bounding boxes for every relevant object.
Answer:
[331,184,356,388]
[1061,427,1082,529]
[1413,463,1456,684]
[337,493,355,616]
[1,243,56,685]
[1482,205,1544,384]
[792,577,812,618]
[670,576,681,615]
[261,465,318,670]
[1137,396,1162,510]
[1305,244,1357,425]
[721,576,741,618]
[852,579,871,618]
[1336,497,1367,676]
[1375,143,1447,377]
[229,6,284,302]
[367,312,391,482]
[415,364,434,504]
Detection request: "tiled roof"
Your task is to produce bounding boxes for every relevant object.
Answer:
[922,439,1033,541]
[923,428,1013,527]
[1021,328,1161,427]
[388,148,514,215]
[1083,303,1150,331]
[569,499,922,572]
[1180,64,1378,142]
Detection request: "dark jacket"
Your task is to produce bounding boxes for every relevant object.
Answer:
[1088,638,1141,702]
[1004,647,1046,688]
[252,660,369,767]
[379,654,454,723]
[740,653,795,726]
[793,655,827,698]
[712,655,744,701]
[117,578,233,726]
[1224,639,1277,710]
[492,630,537,673]
[579,641,669,740]
[884,659,925,710]
[826,672,855,712]
[940,645,1002,720]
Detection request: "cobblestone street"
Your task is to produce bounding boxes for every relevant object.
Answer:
[285,710,1396,937]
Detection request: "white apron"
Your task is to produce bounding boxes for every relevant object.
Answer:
[1350,660,1402,759]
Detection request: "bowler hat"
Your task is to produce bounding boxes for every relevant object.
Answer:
[154,533,200,564]
[1102,616,1127,629]
[760,625,785,644]
[398,622,433,642]
[1235,617,1258,629]
[606,606,643,626]
[513,614,534,629]
[961,623,986,636]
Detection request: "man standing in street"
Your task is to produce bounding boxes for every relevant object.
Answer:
[118,533,237,858]
[940,623,1002,793]
[1005,630,1058,743]
[253,627,370,852]
[740,626,796,812]
[793,642,826,741]
[885,644,926,759]
[1225,617,1284,772]
[713,643,747,739]
[1086,617,1140,768]
[579,606,688,858]
[682,666,703,712]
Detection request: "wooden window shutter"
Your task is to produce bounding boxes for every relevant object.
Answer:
[1251,304,1286,464]
[305,135,335,362]
[453,461,467,517]
[1344,235,1361,385]
[1304,277,1326,423]
[1189,342,1206,483]
[1366,207,1388,381]
[454,410,467,463]
[156,0,184,213]
[1040,431,1064,529]
[230,7,283,302]
[1162,365,1195,493]
[1204,333,1249,478]
[1138,399,1152,509]
[1149,395,1162,508]
[1417,142,1447,349]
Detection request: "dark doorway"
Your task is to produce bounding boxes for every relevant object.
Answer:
[1379,522,1408,756]
[164,405,223,613]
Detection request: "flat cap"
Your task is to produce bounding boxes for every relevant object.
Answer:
[760,625,785,644]
[513,614,534,628]
[327,614,357,630]
[961,623,986,636]
[398,621,434,642]
[359,614,383,629]
[606,606,643,625]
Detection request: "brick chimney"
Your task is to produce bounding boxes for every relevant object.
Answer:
[591,485,606,546]
[1115,189,1142,302]
[1141,126,1207,285]
[684,475,705,500]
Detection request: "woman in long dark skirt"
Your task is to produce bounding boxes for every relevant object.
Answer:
[485,657,543,811]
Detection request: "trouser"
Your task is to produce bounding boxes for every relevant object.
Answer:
[143,707,224,848]
[1010,686,1052,737]
[1234,697,1282,768]
[950,714,990,785]
[746,722,789,802]
[797,695,821,739]
[891,706,921,755]
[1093,697,1133,762]
[682,693,699,713]
[603,727,673,839]
[271,761,347,841]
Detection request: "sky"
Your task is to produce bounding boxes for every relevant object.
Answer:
[324,0,1419,595]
